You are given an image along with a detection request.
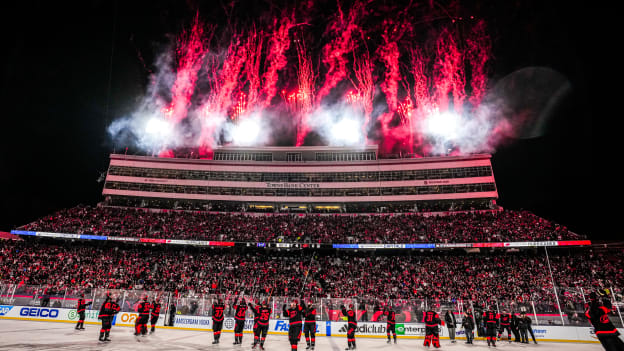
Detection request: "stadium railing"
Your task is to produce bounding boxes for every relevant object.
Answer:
[1,283,622,328]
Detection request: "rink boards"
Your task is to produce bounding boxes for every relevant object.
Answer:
[1,305,619,344]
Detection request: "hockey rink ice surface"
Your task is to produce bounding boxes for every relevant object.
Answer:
[0,320,609,351]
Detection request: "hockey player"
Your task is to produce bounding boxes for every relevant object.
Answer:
[422,308,443,348]
[340,303,358,350]
[233,298,248,345]
[249,300,261,346]
[149,298,161,333]
[112,297,121,314]
[585,290,624,351]
[254,300,272,350]
[211,298,225,344]
[382,304,397,344]
[98,293,114,342]
[75,293,91,330]
[283,299,305,351]
[482,307,500,347]
[135,295,151,336]
[497,310,512,342]
[303,301,317,350]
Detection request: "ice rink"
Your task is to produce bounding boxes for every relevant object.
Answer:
[0,320,607,351]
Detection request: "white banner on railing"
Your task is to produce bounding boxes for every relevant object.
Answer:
[1,306,620,342]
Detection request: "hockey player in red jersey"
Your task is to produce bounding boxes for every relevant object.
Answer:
[249,300,261,346]
[422,309,443,348]
[483,307,500,347]
[341,303,358,350]
[251,300,272,350]
[233,297,248,345]
[149,298,161,333]
[98,293,114,342]
[382,304,397,344]
[303,301,317,350]
[75,293,91,330]
[135,295,151,336]
[586,290,624,351]
[283,299,305,351]
[498,310,512,343]
[211,298,225,344]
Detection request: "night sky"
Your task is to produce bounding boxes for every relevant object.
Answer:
[0,1,595,238]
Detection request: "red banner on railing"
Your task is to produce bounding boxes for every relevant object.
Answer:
[139,238,167,243]
[557,240,592,246]
[209,241,235,246]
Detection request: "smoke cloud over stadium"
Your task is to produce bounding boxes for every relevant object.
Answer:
[107,1,566,158]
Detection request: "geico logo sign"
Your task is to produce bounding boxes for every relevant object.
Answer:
[19,307,59,318]
[120,313,137,323]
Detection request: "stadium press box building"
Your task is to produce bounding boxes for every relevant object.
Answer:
[101,146,498,212]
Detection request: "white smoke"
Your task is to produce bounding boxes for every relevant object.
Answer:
[222,112,272,147]
[307,102,366,146]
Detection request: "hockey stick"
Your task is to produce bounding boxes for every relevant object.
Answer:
[250,276,262,303]
[298,252,316,297]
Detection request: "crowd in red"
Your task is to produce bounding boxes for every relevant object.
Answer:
[1,240,620,309]
[19,206,576,243]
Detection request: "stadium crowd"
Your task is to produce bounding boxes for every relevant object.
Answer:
[18,206,576,243]
[1,240,620,309]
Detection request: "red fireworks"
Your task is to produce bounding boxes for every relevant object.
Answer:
[164,12,208,124]
[144,1,493,158]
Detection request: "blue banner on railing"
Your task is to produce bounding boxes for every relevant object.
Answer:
[10,230,37,236]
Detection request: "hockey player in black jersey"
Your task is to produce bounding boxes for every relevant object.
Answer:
[233,298,248,345]
[303,302,317,350]
[283,299,305,351]
[212,298,225,344]
[250,300,272,350]
[382,304,397,344]
[422,309,443,348]
[75,293,91,330]
[586,290,624,351]
[483,307,500,347]
[341,303,358,350]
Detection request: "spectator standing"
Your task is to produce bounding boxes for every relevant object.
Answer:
[461,311,475,344]
[444,310,457,343]
[167,302,176,327]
